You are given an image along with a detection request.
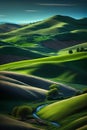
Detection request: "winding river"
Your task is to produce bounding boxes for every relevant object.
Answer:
[33,105,60,127]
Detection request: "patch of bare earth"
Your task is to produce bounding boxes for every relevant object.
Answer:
[42,40,85,50]
[0,54,30,65]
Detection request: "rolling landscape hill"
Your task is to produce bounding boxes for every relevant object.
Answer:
[37,93,87,130]
[0,14,87,130]
[0,114,40,130]
[0,15,87,56]
[0,23,22,33]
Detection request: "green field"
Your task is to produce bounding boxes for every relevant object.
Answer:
[37,94,87,129]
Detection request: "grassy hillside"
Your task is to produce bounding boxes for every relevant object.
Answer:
[0,52,87,86]
[0,23,21,33]
[37,94,87,122]
[0,73,47,101]
[0,71,77,98]
[0,15,87,52]
[0,46,46,58]
[0,114,40,130]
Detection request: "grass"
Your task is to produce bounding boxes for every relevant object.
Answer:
[0,52,87,86]
[58,42,87,55]
[0,46,46,59]
[37,94,87,122]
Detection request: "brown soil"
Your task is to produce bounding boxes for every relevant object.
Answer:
[0,54,30,65]
[42,40,84,50]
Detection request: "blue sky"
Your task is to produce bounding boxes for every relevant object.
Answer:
[0,0,87,24]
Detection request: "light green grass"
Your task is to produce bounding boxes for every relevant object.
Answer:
[37,94,87,122]
[58,42,87,55]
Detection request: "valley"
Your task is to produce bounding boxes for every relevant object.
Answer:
[0,15,87,130]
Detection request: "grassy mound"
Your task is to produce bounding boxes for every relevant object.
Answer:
[0,71,77,98]
[37,94,87,122]
[0,52,87,85]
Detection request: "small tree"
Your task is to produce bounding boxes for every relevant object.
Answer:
[76,47,80,52]
[82,88,87,94]
[12,106,19,117]
[69,49,73,54]
[47,88,59,100]
[80,47,84,52]
[49,84,58,90]
[12,105,33,121]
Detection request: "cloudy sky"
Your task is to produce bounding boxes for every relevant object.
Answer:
[0,0,87,24]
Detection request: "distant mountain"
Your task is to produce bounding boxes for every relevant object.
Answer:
[0,23,22,33]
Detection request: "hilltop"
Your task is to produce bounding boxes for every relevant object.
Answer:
[0,23,22,33]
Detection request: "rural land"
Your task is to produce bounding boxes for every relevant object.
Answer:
[0,15,87,130]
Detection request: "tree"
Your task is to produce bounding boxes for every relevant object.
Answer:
[47,88,59,100]
[12,106,18,117]
[76,47,80,52]
[49,84,58,90]
[12,105,33,121]
[69,49,73,54]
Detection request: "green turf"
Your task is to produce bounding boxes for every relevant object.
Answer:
[37,94,87,122]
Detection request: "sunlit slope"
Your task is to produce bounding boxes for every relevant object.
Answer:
[0,71,77,97]
[1,15,87,48]
[37,94,87,123]
[59,42,87,55]
[0,52,87,85]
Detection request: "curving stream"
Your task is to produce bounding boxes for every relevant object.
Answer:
[33,105,60,127]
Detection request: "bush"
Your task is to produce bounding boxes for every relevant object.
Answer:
[12,106,18,117]
[12,105,33,120]
[49,84,58,90]
[69,49,73,54]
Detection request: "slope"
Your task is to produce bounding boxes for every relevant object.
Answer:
[0,15,87,51]
[0,46,46,64]
[0,114,40,130]
[0,71,77,98]
[0,52,87,85]
[37,93,87,122]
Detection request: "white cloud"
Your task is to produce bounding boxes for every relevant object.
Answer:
[25,10,38,12]
[38,3,76,6]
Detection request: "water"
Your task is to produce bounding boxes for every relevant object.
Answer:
[33,104,60,127]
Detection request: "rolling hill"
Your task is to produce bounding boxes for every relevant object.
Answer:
[37,94,87,130]
[0,71,77,98]
[0,46,46,64]
[0,23,21,33]
[0,15,87,52]
[0,73,47,101]
[0,52,87,86]
[0,114,40,130]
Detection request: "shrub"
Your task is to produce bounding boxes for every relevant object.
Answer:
[12,106,18,117]
[69,49,73,54]
[12,105,33,120]
[49,84,58,90]
[76,47,80,52]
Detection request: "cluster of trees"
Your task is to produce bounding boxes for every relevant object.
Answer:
[69,47,87,54]
[12,105,33,121]
[46,84,64,100]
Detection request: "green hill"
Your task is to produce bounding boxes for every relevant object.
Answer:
[0,15,87,52]
[37,94,87,129]
[0,46,47,64]
[0,52,87,86]
[0,71,77,98]
[0,23,21,33]
[58,42,87,55]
